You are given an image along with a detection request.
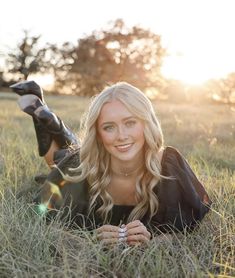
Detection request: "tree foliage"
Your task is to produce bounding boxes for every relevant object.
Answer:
[6,30,47,80]
[206,73,235,103]
[5,20,166,96]
[219,73,235,103]
[4,21,235,102]
[53,19,166,96]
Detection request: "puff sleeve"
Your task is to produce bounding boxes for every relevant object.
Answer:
[150,147,211,233]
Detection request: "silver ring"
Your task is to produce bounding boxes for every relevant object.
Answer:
[119,231,127,238]
[118,227,127,233]
[118,237,127,242]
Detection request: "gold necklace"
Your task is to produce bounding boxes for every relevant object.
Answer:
[111,163,145,177]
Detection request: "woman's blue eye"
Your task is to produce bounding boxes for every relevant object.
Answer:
[126,120,136,127]
[103,125,114,131]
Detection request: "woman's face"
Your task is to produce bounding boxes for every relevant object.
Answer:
[97,100,145,164]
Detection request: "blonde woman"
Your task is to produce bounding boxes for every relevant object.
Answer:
[11,81,211,245]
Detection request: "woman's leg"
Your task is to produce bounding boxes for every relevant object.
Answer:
[18,94,79,167]
[44,140,60,167]
[11,81,79,167]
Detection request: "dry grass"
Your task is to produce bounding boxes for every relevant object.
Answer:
[0,92,234,277]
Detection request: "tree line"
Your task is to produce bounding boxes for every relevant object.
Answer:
[2,20,166,96]
[1,19,235,103]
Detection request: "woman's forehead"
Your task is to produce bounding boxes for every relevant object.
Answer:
[98,100,134,124]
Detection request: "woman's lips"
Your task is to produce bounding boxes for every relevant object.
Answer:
[115,143,133,152]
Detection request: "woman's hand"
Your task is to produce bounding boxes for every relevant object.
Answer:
[96,224,121,244]
[96,220,151,246]
[126,220,151,246]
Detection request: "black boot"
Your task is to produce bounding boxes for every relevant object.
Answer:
[10,80,44,102]
[34,107,79,149]
[33,117,53,156]
[17,94,53,157]
[11,81,79,156]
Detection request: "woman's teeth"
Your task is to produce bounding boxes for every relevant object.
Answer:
[116,144,132,151]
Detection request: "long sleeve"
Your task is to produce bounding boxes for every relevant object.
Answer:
[149,146,211,233]
[168,147,211,221]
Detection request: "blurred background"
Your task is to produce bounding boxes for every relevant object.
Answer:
[0,0,235,104]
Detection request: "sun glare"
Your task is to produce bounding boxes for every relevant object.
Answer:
[28,74,55,90]
[161,49,234,86]
[161,55,211,85]
[158,0,235,86]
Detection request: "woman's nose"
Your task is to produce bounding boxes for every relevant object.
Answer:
[117,126,128,140]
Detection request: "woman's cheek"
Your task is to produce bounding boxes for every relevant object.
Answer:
[100,132,116,145]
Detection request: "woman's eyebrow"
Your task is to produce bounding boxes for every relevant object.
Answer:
[101,116,136,126]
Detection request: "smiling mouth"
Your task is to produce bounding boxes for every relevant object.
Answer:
[115,143,133,152]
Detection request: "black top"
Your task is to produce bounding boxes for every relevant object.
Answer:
[37,146,211,234]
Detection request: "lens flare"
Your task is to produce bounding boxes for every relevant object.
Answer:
[37,203,48,215]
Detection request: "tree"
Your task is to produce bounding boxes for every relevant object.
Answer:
[219,73,235,103]
[43,42,77,92]
[6,30,47,80]
[206,73,235,104]
[54,19,166,96]
[5,20,166,96]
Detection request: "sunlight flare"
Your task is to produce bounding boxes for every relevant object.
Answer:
[28,74,55,90]
[161,49,235,86]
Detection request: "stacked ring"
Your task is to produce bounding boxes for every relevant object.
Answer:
[118,226,127,241]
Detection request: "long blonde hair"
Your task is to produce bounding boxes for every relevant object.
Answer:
[65,82,164,223]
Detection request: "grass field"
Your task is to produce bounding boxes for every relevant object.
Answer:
[0,92,234,277]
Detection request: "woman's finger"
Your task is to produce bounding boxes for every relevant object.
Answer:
[127,234,150,243]
[96,224,126,245]
[126,220,143,230]
[96,224,119,233]
[96,223,151,245]
[126,220,151,239]
[127,225,146,234]
[96,231,119,240]
[127,226,151,239]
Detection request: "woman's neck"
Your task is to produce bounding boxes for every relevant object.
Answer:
[110,152,145,178]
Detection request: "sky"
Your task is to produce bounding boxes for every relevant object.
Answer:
[1,0,235,85]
